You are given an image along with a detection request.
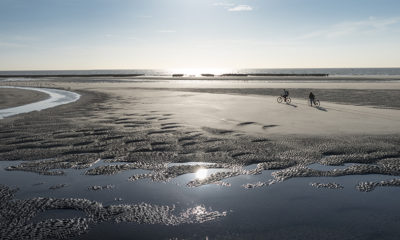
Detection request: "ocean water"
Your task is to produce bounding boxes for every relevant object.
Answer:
[1,68,400,77]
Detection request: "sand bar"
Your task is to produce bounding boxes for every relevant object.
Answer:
[0,86,80,119]
[0,88,49,109]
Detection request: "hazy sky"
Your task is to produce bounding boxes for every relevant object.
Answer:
[0,0,399,70]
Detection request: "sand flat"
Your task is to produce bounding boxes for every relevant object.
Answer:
[2,79,399,138]
[1,79,400,240]
[89,87,400,136]
[3,80,398,136]
[156,91,400,136]
[0,87,49,109]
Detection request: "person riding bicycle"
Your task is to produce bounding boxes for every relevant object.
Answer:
[282,89,289,102]
[309,92,315,106]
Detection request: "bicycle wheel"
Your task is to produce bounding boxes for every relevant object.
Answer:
[286,97,291,104]
[314,100,320,106]
[277,97,283,103]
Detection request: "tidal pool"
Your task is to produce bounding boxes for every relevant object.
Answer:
[1,160,400,240]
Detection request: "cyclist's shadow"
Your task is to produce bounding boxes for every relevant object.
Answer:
[314,106,327,112]
[285,102,298,108]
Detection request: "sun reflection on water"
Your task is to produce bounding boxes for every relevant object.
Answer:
[196,168,208,180]
[169,68,232,77]
[192,205,206,215]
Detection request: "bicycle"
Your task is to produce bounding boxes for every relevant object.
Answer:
[310,99,320,107]
[277,95,291,104]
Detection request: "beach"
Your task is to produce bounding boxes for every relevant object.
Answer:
[2,0,400,237]
[1,77,400,239]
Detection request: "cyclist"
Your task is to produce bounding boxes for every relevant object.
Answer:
[309,92,315,106]
[282,89,289,102]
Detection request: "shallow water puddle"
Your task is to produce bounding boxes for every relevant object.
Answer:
[2,160,400,239]
[31,209,87,223]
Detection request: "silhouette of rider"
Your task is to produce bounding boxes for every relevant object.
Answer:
[309,92,315,106]
[282,89,289,102]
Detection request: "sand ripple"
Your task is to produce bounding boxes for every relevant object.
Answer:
[0,185,228,240]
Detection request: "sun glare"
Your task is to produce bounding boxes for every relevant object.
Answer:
[196,168,208,180]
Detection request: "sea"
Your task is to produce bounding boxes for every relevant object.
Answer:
[1,68,400,78]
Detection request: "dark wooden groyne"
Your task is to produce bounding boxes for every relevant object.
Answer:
[201,74,215,77]
[249,73,329,77]
[221,73,329,77]
[172,74,184,77]
[220,74,249,77]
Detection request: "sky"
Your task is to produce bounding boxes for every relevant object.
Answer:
[0,0,399,70]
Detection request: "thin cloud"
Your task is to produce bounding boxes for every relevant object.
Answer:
[228,5,253,12]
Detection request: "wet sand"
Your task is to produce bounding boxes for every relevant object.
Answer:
[1,80,399,163]
[0,78,399,176]
[1,78,400,239]
[0,88,49,109]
